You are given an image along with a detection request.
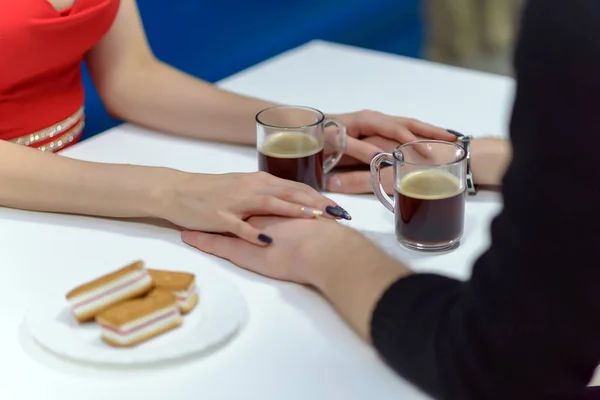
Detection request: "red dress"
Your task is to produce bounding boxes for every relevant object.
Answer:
[0,0,120,152]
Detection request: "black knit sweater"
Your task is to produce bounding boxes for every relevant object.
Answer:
[370,1,600,399]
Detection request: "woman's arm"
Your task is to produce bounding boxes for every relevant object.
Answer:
[0,141,338,245]
[85,0,273,145]
[0,140,167,217]
[85,0,456,150]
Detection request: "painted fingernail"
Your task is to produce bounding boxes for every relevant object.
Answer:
[335,206,352,220]
[327,176,342,191]
[373,152,381,158]
[300,206,324,217]
[381,160,394,167]
[325,205,352,220]
[446,129,462,136]
[258,234,273,244]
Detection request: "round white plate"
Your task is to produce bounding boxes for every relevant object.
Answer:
[24,269,248,365]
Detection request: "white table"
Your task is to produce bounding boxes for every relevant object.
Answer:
[0,41,514,400]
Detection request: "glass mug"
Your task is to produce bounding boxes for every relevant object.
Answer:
[256,106,346,191]
[370,140,467,252]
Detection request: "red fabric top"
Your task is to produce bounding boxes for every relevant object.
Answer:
[0,0,120,142]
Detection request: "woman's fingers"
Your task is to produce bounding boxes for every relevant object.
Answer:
[327,166,395,194]
[259,172,351,219]
[223,214,273,246]
[362,118,417,146]
[398,118,456,141]
[343,136,384,164]
[250,196,326,218]
[357,113,438,157]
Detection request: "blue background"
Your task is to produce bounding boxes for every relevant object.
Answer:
[81,0,424,139]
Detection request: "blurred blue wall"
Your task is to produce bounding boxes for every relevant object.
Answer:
[81,0,424,139]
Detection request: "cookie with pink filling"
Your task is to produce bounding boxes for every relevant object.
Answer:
[96,289,182,347]
[147,269,198,314]
[66,261,153,322]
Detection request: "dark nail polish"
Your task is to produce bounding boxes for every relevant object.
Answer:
[326,205,352,221]
[326,205,344,219]
[446,129,462,137]
[381,160,394,167]
[258,234,273,244]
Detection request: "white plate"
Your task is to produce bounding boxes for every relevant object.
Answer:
[24,269,248,365]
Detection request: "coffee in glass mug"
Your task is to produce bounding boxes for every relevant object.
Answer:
[256,106,346,191]
[371,140,467,252]
[258,132,324,190]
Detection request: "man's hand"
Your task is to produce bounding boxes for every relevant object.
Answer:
[181,217,357,287]
[181,216,410,340]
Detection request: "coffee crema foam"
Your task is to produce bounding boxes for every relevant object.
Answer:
[260,132,322,158]
[397,170,463,200]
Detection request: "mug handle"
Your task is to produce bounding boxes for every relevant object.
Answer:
[370,153,395,213]
[322,118,347,174]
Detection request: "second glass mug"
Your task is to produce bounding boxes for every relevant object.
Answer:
[256,106,347,191]
[370,140,467,252]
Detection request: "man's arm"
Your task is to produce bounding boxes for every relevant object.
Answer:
[319,1,600,399]
[367,1,600,398]
[469,137,511,186]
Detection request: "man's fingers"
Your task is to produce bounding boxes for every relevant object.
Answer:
[181,230,258,264]
[326,167,394,194]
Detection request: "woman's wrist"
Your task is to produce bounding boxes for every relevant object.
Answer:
[142,167,198,221]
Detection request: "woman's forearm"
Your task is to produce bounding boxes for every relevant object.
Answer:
[100,60,275,145]
[470,138,512,186]
[0,141,171,218]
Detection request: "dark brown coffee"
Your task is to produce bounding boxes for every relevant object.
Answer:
[258,132,324,190]
[394,170,465,245]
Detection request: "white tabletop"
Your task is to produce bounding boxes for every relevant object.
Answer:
[0,41,514,400]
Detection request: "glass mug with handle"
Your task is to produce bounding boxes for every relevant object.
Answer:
[256,106,346,191]
[371,140,467,252]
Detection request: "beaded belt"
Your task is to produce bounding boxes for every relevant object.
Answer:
[10,106,85,152]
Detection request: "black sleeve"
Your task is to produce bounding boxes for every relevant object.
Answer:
[370,1,600,399]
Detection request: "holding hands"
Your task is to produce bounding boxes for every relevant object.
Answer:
[327,110,454,193]
[181,216,386,287]
[164,110,450,246]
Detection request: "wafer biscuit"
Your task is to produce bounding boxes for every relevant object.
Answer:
[66,261,153,322]
[96,289,182,347]
[148,269,198,314]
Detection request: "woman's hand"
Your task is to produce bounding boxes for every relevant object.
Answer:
[154,171,347,246]
[327,111,456,193]
[331,110,455,164]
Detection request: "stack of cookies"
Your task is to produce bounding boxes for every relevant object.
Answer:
[66,261,199,347]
